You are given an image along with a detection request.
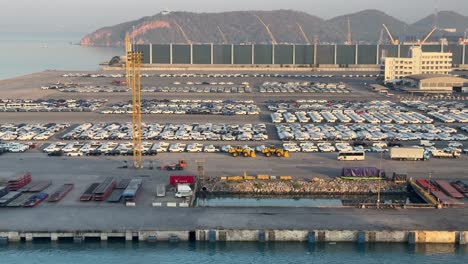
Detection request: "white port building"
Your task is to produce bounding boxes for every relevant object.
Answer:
[383,46,452,83]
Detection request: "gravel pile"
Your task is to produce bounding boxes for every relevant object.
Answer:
[202,178,406,195]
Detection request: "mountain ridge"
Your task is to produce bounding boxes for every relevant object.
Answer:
[80,9,468,46]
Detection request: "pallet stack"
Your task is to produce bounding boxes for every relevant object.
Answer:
[7,172,32,191]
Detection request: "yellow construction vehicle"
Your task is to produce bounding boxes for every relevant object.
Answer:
[261,146,289,158]
[228,147,256,158]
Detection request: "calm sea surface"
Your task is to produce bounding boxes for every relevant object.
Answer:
[1,242,467,264]
[0,32,122,80]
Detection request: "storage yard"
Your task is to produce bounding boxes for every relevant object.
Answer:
[0,69,468,235]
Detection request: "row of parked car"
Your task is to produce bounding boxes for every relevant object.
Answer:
[60,123,269,141]
[59,86,129,93]
[428,111,468,123]
[60,73,126,78]
[402,101,468,123]
[42,141,261,156]
[340,74,378,78]
[100,99,260,115]
[141,86,251,93]
[268,100,403,112]
[276,123,468,142]
[40,141,388,157]
[172,81,238,85]
[0,99,107,113]
[0,142,30,153]
[281,141,467,154]
[271,110,433,124]
[259,81,349,93]
[0,123,70,141]
[402,100,466,111]
[281,141,389,153]
[157,73,338,78]
[60,72,340,79]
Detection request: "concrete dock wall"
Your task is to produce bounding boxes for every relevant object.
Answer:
[408,231,457,244]
[1,230,467,244]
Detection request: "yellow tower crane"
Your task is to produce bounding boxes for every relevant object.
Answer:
[125,34,143,169]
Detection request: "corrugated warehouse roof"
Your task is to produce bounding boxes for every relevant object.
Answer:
[406,74,467,83]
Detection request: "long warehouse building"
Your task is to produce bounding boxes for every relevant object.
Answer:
[133,44,468,66]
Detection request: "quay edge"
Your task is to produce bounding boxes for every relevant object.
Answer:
[1,230,467,244]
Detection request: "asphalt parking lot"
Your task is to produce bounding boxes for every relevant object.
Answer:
[1,70,468,232]
[0,70,467,157]
[0,152,467,210]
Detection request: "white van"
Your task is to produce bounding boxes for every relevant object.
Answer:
[175,184,193,198]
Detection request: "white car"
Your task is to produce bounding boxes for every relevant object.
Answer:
[283,144,301,152]
[186,143,203,153]
[253,134,268,141]
[301,145,318,152]
[203,145,218,153]
[448,142,463,148]
[222,134,236,141]
[371,146,388,153]
[318,145,336,152]
[9,146,28,153]
[169,143,186,152]
[153,142,169,152]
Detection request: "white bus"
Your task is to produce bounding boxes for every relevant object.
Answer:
[337,151,366,161]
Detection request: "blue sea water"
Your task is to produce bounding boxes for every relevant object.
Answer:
[1,242,467,264]
[0,32,122,80]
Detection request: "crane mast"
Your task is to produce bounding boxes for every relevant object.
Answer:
[125,34,143,169]
[420,27,437,45]
[382,24,399,45]
[173,21,192,44]
[217,26,228,44]
[254,14,277,45]
[297,23,311,44]
[346,17,352,45]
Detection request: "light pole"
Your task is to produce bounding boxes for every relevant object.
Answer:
[428,171,432,194]
[377,152,383,208]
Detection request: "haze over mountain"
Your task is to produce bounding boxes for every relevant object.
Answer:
[80,9,468,47]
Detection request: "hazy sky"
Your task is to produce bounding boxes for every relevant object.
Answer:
[1,0,467,33]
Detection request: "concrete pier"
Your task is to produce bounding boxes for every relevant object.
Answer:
[1,229,467,244]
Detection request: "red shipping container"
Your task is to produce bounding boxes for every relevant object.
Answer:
[170,175,195,186]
